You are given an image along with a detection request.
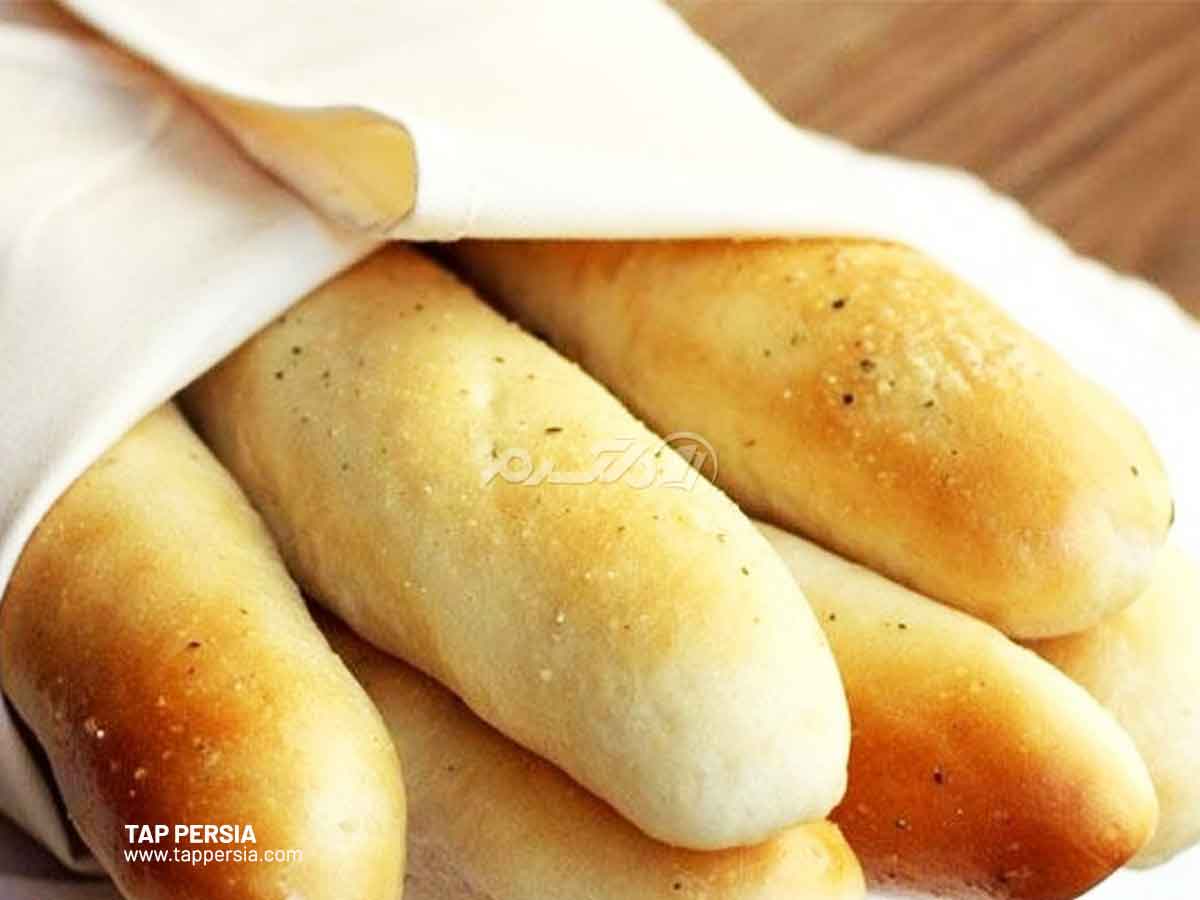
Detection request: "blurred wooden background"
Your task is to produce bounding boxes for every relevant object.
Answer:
[673,1,1200,315]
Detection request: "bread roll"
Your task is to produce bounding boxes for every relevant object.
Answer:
[318,611,865,900]
[1029,544,1200,868]
[0,406,405,900]
[447,239,1172,639]
[182,246,850,851]
[758,522,1158,900]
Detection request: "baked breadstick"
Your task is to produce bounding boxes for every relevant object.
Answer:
[183,246,850,851]
[318,611,866,900]
[1029,545,1200,868]
[0,406,405,900]
[758,522,1158,900]
[447,239,1172,639]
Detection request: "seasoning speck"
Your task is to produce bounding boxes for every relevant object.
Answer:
[545,426,563,434]
[832,297,848,310]
[274,370,284,380]
[842,393,855,406]
[740,566,750,576]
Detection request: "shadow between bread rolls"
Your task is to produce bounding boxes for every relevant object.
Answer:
[0,406,406,900]
[445,239,1173,640]
[318,610,866,900]
[181,246,852,851]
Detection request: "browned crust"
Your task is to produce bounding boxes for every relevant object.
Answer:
[448,238,1172,639]
[0,406,405,900]
[760,523,1158,900]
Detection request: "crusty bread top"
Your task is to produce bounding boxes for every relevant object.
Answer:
[759,522,1158,900]
[449,238,1173,638]
[322,611,866,900]
[0,406,406,900]
[184,246,851,850]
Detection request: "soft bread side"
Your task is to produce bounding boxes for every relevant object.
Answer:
[182,246,850,851]
[1029,544,1200,867]
[447,239,1172,639]
[319,612,866,900]
[758,522,1158,900]
[0,406,406,900]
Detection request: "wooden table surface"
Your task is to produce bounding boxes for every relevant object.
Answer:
[674,1,1200,316]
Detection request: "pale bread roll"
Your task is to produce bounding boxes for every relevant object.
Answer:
[182,246,850,851]
[319,612,866,900]
[758,522,1158,900]
[1029,544,1200,868]
[0,406,406,900]
[447,239,1172,639]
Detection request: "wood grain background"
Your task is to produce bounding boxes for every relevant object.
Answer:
[673,1,1200,316]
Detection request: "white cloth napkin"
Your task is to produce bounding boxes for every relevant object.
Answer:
[1,1,1197,896]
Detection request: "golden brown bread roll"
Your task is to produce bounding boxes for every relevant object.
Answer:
[318,611,866,900]
[446,239,1172,639]
[0,406,406,900]
[758,522,1158,900]
[182,246,850,851]
[1029,544,1200,868]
